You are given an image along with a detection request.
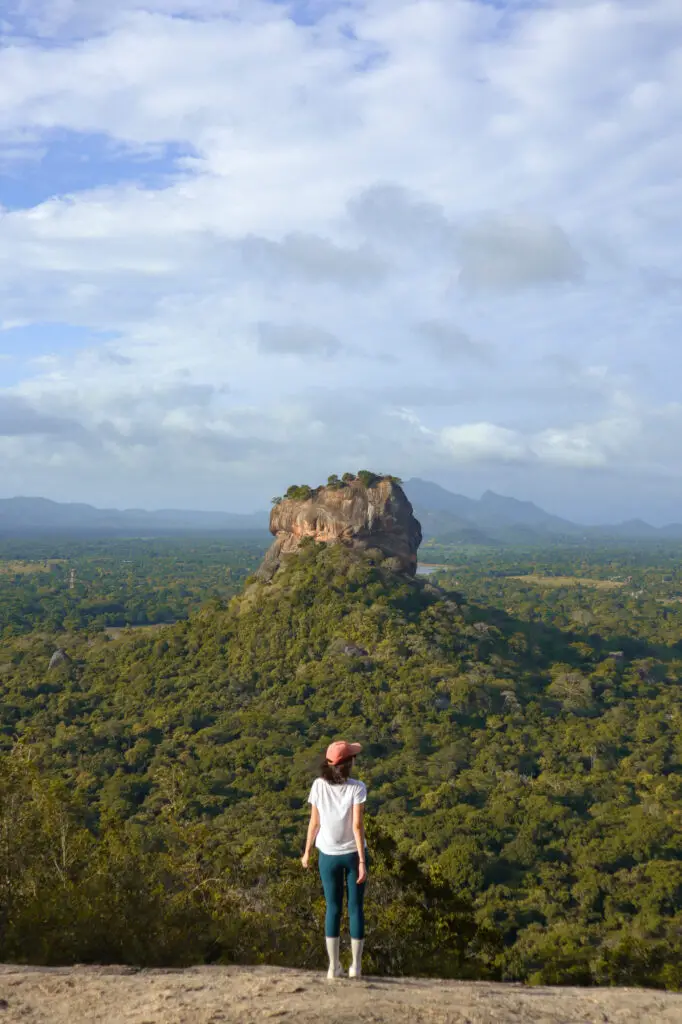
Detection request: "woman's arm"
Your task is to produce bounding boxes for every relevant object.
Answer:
[352,803,367,884]
[301,805,320,868]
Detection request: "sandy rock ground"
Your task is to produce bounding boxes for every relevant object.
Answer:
[0,964,679,1024]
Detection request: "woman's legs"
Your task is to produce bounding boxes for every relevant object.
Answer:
[319,851,368,978]
[318,852,345,937]
[346,852,367,977]
[345,853,366,940]
[319,852,346,979]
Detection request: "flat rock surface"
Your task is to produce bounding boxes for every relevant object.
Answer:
[0,965,680,1024]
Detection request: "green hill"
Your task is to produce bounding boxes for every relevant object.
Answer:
[0,540,681,987]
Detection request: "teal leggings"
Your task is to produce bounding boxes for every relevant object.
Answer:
[318,851,367,939]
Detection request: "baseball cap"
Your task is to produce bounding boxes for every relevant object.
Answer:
[325,740,362,765]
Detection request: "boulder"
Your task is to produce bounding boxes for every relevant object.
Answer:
[327,639,370,658]
[49,648,71,670]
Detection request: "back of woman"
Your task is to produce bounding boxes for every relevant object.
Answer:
[309,774,366,854]
[301,741,368,980]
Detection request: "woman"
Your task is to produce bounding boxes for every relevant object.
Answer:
[301,740,368,980]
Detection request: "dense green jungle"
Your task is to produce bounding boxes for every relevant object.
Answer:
[0,533,681,988]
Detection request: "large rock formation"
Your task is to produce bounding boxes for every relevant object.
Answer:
[259,475,422,579]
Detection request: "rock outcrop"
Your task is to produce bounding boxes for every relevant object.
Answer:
[48,648,71,671]
[259,475,422,579]
[2,964,680,1024]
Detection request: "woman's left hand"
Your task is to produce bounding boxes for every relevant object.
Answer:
[301,852,310,869]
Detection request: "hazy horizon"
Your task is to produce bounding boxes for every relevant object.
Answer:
[1,477,681,529]
[1,2,681,524]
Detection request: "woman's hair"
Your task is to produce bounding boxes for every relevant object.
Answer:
[320,756,354,785]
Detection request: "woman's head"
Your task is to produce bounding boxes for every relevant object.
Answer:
[319,740,361,785]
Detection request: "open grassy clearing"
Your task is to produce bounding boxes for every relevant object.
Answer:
[508,574,626,590]
[0,559,65,575]
[104,623,173,640]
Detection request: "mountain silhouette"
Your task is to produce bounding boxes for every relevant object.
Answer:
[0,485,681,542]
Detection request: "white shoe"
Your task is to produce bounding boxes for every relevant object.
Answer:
[349,938,364,979]
[327,963,344,980]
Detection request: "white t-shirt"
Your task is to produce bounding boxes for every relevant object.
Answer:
[308,777,367,856]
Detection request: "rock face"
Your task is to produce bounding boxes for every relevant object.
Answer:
[48,648,71,671]
[259,477,422,579]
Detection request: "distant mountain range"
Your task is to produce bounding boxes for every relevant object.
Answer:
[0,483,680,544]
[405,478,682,544]
[0,497,268,535]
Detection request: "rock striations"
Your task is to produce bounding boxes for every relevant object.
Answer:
[258,474,422,580]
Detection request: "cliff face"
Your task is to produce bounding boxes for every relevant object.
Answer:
[259,478,422,578]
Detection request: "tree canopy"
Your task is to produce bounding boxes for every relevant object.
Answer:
[0,537,680,987]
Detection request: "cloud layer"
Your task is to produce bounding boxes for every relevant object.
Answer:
[1,0,681,520]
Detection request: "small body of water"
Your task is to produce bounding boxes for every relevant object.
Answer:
[416,563,449,576]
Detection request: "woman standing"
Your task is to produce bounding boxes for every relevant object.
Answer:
[301,740,368,980]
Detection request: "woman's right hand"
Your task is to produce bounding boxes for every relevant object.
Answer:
[358,860,367,884]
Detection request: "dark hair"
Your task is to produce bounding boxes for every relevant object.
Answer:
[320,756,354,785]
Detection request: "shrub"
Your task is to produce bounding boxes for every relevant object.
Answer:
[285,485,313,502]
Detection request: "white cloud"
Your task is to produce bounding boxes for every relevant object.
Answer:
[255,322,343,358]
[0,0,681,518]
[347,183,456,253]
[239,234,387,287]
[441,422,529,463]
[416,320,490,362]
[532,417,638,469]
[457,214,585,291]
[437,400,681,476]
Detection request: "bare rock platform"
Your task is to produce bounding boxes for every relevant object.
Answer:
[0,964,680,1024]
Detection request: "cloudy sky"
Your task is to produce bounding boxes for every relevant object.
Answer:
[1,0,681,521]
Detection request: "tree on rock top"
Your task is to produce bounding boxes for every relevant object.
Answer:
[357,470,381,487]
[285,485,314,501]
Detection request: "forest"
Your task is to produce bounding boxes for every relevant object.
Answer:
[0,536,267,637]
[0,535,681,988]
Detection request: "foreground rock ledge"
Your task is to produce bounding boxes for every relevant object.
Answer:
[0,964,679,1024]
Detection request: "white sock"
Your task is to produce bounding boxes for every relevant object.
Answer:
[350,938,364,977]
[326,937,341,976]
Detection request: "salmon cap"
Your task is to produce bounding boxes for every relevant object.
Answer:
[325,740,362,765]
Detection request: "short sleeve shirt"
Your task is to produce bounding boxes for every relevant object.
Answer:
[308,777,367,855]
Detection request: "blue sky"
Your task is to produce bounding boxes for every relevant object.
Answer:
[1,0,682,521]
[0,131,191,210]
